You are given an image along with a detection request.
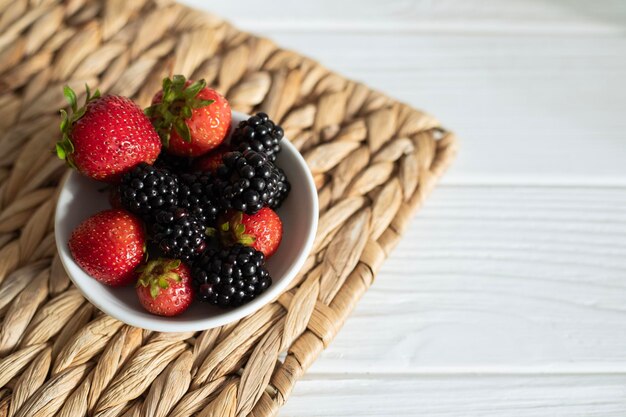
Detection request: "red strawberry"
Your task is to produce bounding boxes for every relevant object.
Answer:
[136,259,193,316]
[147,75,231,157]
[192,145,231,173]
[69,209,146,286]
[56,86,161,183]
[218,208,283,258]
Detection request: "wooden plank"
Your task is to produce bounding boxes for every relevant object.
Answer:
[306,186,626,373]
[251,33,626,185]
[189,0,626,34]
[281,374,626,417]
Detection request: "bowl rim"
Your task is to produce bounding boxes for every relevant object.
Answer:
[54,111,318,332]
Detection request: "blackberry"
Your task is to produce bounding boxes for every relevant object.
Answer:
[152,208,206,262]
[192,244,271,308]
[119,163,178,218]
[214,150,288,214]
[231,112,283,162]
[269,166,290,210]
[178,172,221,226]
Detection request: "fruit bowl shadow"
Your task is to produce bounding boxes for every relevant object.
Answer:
[55,112,318,332]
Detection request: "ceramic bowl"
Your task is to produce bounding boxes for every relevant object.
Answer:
[55,111,318,332]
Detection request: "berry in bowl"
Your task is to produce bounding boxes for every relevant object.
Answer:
[54,75,318,332]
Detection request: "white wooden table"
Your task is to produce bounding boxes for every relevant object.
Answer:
[185,1,626,415]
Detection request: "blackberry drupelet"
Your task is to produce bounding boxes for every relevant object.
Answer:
[213,150,276,214]
[152,207,206,262]
[192,244,271,308]
[178,172,221,226]
[230,112,284,162]
[119,163,178,218]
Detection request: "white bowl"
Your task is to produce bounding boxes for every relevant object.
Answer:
[55,111,318,332]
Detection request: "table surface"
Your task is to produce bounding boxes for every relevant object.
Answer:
[184,1,626,415]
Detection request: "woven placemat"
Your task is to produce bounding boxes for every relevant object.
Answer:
[0,1,457,416]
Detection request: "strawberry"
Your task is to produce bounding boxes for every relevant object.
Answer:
[217,208,283,258]
[146,75,231,157]
[56,86,161,183]
[192,145,231,173]
[69,209,146,286]
[136,259,193,316]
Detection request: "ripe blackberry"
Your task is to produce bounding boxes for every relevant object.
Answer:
[230,112,283,162]
[178,172,221,226]
[152,208,206,262]
[119,163,178,218]
[192,244,271,308]
[214,150,288,214]
[269,166,290,210]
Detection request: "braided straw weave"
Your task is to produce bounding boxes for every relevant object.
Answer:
[0,0,457,415]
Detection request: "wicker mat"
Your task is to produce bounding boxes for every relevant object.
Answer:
[0,1,457,416]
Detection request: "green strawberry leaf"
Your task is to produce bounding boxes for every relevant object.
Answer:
[167,259,181,270]
[81,84,100,105]
[158,277,169,289]
[174,118,192,143]
[84,83,95,103]
[239,234,255,245]
[163,89,176,103]
[192,99,214,109]
[161,129,171,147]
[162,77,172,91]
[59,109,68,133]
[183,79,206,99]
[144,105,156,118]
[65,135,74,153]
[172,74,186,89]
[73,106,86,120]
[55,143,66,160]
[63,86,77,112]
